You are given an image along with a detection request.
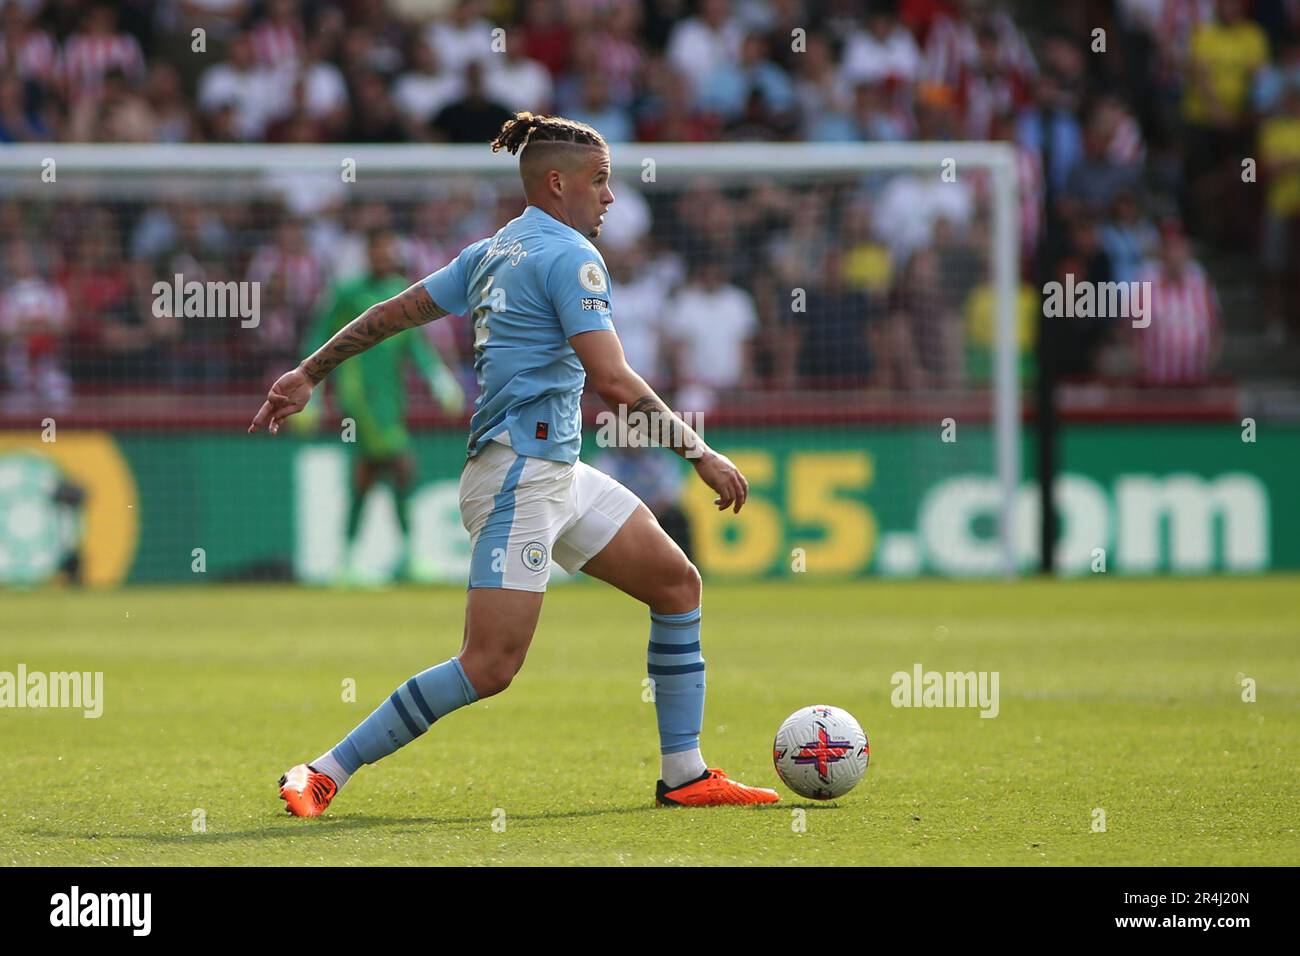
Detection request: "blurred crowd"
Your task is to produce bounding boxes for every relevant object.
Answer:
[4,0,1300,405]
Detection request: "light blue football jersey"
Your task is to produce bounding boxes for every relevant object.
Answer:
[422,205,615,464]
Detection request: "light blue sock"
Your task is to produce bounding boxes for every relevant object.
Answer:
[331,657,479,774]
[648,607,705,755]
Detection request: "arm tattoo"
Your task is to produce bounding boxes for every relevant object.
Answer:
[628,394,706,460]
[628,394,666,418]
[301,284,447,384]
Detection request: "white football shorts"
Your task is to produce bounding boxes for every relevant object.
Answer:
[460,438,642,591]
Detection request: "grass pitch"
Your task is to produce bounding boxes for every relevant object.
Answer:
[2,577,1296,866]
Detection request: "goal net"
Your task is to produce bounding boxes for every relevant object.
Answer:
[0,143,1020,588]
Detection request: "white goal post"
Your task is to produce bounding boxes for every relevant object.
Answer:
[0,142,1021,578]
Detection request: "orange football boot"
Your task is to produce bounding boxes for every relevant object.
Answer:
[279,763,338,817]
[655,767,780,807]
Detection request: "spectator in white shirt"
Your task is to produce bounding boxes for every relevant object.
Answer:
[666,0,744,95]
[393,36,463,128]
[841,7,922,86]
[425,0,498,78]
[197,30,292,140]
[664,254,758,409]
[874,172,975,261]
[606,240,673,389]
[483,36,553,113]
[295,29,349,138]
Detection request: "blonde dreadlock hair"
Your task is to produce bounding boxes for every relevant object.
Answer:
[490,111,607,156]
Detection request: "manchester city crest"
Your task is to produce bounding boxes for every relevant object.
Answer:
[521,541,548,572]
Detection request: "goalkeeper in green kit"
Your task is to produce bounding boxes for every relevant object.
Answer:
[303,227,465,584]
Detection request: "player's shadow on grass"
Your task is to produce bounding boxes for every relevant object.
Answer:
[24,801,824,848]
[23,804,661,847]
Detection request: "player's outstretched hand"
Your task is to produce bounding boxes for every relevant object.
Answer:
[693,449,748,513]
[248,366,315,436]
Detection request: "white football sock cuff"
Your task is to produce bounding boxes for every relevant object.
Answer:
[662,748,707,789]
[310,750,351,788]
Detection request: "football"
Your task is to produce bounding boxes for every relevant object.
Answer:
[773,705,870,800]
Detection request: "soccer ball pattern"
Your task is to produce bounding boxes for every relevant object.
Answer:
[773,705,870,800]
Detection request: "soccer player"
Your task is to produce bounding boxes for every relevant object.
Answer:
[249,111,777,812]
[302,227,464,583]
